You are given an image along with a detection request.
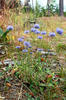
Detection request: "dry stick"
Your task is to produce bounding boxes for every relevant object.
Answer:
[18,82,23,100]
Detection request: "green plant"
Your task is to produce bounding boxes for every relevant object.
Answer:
[56,43,66,52]
[64,12,66,17]
[0,26,13,41]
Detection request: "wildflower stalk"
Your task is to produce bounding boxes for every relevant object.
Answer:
[1,30,9,39]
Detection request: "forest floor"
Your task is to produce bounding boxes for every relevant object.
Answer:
[0,11,66,100]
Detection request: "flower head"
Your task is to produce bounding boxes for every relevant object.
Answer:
[31,28,36,32]
[35,30,40,34]
[56,28,63,35]
[37,48,43,52]
[37,36,43,39]
[24,41,31,48]
[41,31,46,35]
[29,45,32,48]
[24,30,29,34]
[22,49,28,53]
[7,25,13,31]
[16,46,21,49]
[34,24,40,29]
[49,32,56,37]
[30,52,33,54]
[18,38,23,42]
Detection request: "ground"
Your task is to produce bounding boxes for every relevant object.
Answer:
[0,10,66,100]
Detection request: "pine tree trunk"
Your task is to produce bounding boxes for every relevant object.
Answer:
[59,0,64,16]
[0,0,5,9]
[47,0,51,16]
[32,0,33,8]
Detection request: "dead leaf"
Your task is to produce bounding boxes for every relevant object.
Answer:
[6,83,11,87]
[47,75,52,78]
[41,58,44,62]
[29,92,34,97]
[11,68,18,76]
[11,69,16,75]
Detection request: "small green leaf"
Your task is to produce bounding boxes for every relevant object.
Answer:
[48,83,54,87]
[53,93,57,98]
[15,72,19,78]
[36,97,40,100]
[1,30,9,39]
[5,77,10,82]
[40,83,46,87]
[0,28,3,34]
[0,72,3,77]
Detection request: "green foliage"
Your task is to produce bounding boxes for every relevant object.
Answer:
[25,93,40,100]
[1,30,10,39]
[0,27,12,41]
[12,52,63,99]
[56,43,66,52]
[0,28,3,34]
[0,72,3,78]
[20,0,59,17]
[64,12,66,17]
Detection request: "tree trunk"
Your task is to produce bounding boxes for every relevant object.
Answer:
[32,0,33,8]
[24,0,30,6]
[59,0,64,16]
[0,0,5,9]
[47,0,51,16]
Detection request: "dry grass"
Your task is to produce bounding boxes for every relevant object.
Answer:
[0,9,66,62]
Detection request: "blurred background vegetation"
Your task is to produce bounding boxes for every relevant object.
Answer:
[0,0,66,17]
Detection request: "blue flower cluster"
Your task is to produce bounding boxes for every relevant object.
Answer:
[18,38,24,42]
[22,49,28,53]
[37,36,43,39]
[7,25,13,31]
[34,24,40,29]
[16,23,63,53]
[35,30,40,34]
[31,28,36,32]
[41,31,46,35]
[24,41,31,48]
[16,46,21,49]
[24,30,29,34]
[16,36,32,53]
[56,28,63,35]
[37,48,43,52]
[31,24,63,37]
[49,32,56,37]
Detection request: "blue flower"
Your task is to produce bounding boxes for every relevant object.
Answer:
[24,41,31,48]
[30,52,33,54]
[56,28,63,35]
[29,45,32,48]
[37,36,43,39]
[22,49,28,53]
[31,28,36,32]
[7,25,13,31]
[24,30,29,34]
[37,48,43,52]
[49,32,56,37]
[35,30,40,34]
[41,31,46,35]
[18,38,23,42]
[16,46,21,49]
[34,24,40,29]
